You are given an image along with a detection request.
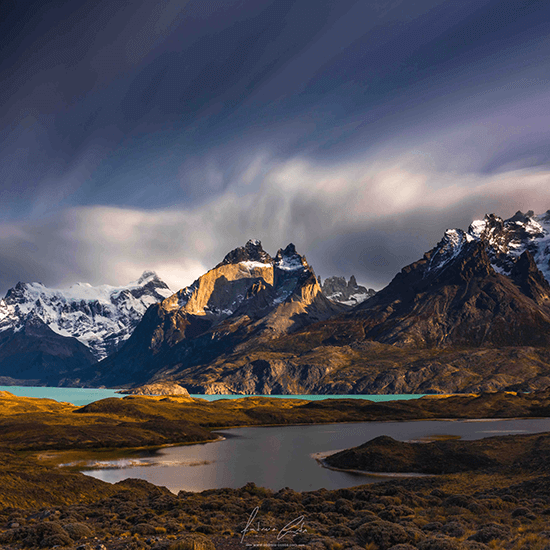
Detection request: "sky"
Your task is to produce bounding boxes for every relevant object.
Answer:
[2,0,550,294]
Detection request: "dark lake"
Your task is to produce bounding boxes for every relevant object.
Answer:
[82,417,550,493]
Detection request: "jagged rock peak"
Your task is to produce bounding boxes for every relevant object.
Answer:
[218,239,273,267]
[426,210,550,284]
[509,210,535,223]
[468,211,545,241]
[321,275,376,305]
[274,243,308,271]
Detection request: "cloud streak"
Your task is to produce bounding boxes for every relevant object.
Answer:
[2,137,549,294]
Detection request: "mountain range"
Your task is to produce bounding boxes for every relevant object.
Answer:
[0,271,173,360]
[2,209,550,393]
[85,240,348,388]
[0,244,365,386]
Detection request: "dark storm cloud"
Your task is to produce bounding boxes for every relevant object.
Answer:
[3,0,550,212]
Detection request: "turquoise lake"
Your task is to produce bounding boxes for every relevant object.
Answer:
[0,386,426,406]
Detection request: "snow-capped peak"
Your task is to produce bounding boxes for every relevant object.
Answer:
[218,239,273,267]
[0,274,173,361]
[468,219,487,239]
[426,229,474,275]
[431,210,550,282]
[137,270,159,284]
[274,243,307,271]
[239,260,272,270]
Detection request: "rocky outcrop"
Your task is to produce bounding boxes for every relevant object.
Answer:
[117,382,190,396]
[324,432,550,475]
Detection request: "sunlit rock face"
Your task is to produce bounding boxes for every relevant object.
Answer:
[153,240,329,344]
[92,240,346,388]
[118,382,190,396]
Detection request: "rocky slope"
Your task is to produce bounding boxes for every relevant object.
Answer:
[349,236,550,348]
[320,275,375,305]
[163,210,550,394]
[0,317,95,387]
[0,272,172,385]
[88,240,345,388]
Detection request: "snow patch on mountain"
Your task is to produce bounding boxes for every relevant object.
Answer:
[426,229,475,275]
[274,243,307,272]
[240,261,272,270]
[0,271,172,361]
[338,293,372,306]
[275,255,304,271]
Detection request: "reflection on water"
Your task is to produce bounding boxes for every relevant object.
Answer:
[82,418,550,493]
[65,458,213,470]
